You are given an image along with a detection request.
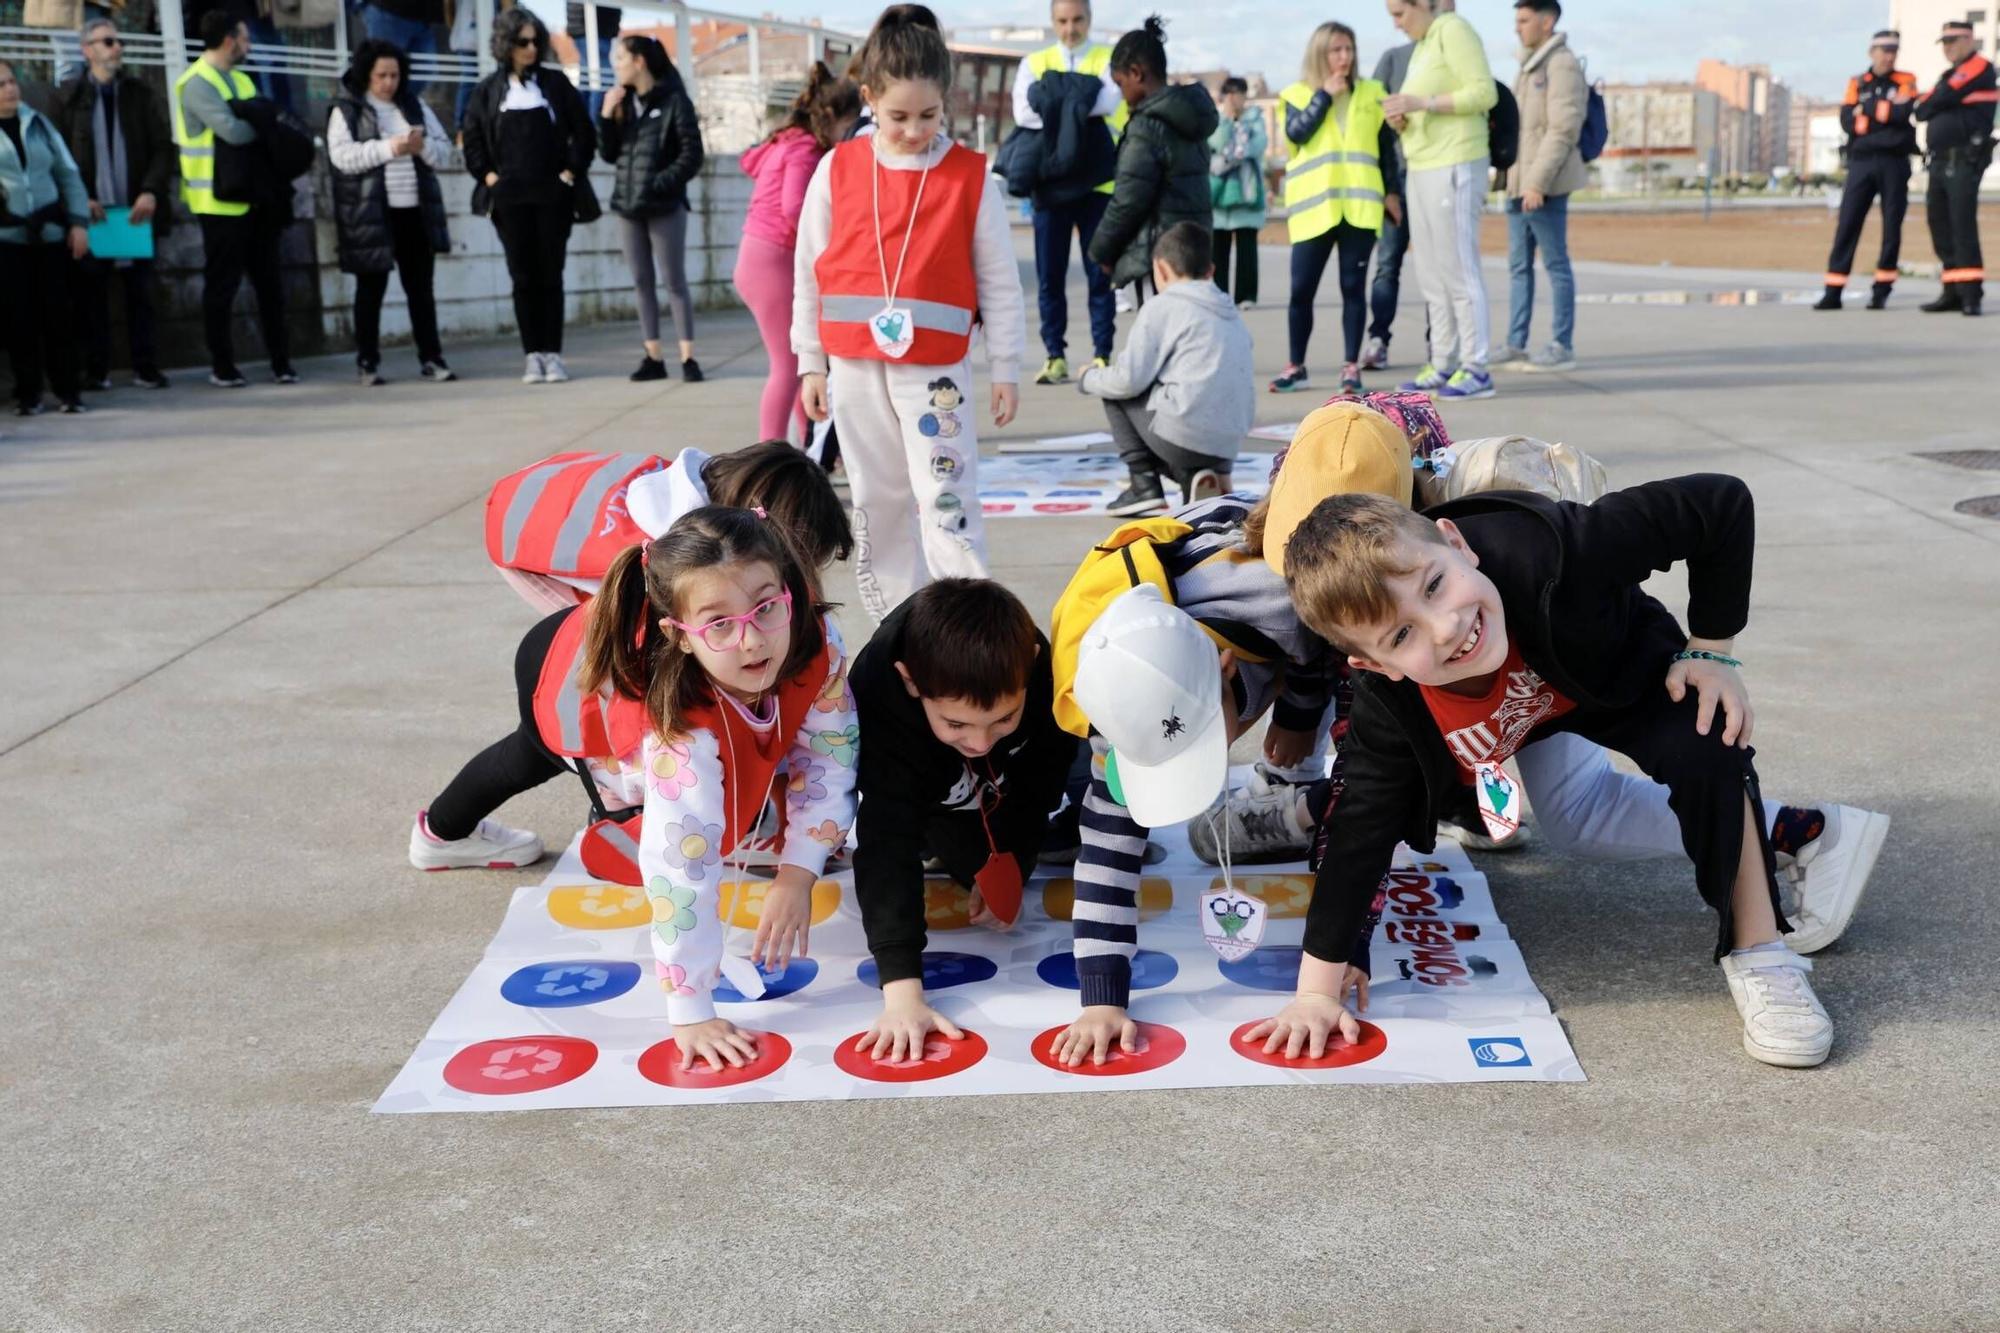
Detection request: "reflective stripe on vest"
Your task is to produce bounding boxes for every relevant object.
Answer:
[486,450,667,579]
[1278,79,1387,241]
[1027,41,1127,191]
[173,61,255,217]
[818,295,975,336]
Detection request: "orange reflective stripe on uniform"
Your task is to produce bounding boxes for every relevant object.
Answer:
[1941,267,1987,281]
[1843,77,1860,105]
[1874,269,1899,282]
[1964,90,1999,103]
[1823,273,1848,286]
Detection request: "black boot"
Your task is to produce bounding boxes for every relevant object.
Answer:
[1812,287,1842,311]
[1920,283,1962,313]
[1963,286,1983,317]
[1106,471,1167,516]
[1867,283,1892,310]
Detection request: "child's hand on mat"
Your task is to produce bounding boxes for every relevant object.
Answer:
[991,382,1018,428]
[1666,639,1753,748]
[1245,992,1359,1059]
[857,979,965,1062]
[1052,1005,1138,1067]
[800,372,830,422]
[675,1018,759,1072]
[1262,722,1315,772]
[752,867,814,969]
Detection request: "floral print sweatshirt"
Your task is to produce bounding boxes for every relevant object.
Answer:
[638,624,859,1025]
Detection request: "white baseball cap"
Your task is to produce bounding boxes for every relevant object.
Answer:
[1074,585,1229,827]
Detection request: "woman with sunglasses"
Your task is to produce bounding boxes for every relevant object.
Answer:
[461,6,596,384]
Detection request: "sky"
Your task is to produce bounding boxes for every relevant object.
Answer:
[815,0,1895,103]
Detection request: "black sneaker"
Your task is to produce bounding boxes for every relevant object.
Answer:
[209,370,248,389]
[15,400,46,417]
[134,369,169,389]
[59,399,89,414]
[419,361,457,382]
[630,356,668,382]
[1107,474,1168,517]
[681,358,704,383]
[272,367,301,385]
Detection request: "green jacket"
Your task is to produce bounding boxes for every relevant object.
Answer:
[1088,83,1221,288]
[1208,108,1267,230]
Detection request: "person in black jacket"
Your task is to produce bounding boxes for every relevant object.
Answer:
[850,579,1079,1061]
[1087,16,1219,297]
[1262,475,1843,1071]
[1814,31,1920,311]
[598,34,704,382]
[326,39,455,385]
[1913,20,1997,316]
[462,6,596,384]
[53,18,176,390]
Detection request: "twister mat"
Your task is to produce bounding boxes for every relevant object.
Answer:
[978,453,1273,518]
[377,822,1583,1112]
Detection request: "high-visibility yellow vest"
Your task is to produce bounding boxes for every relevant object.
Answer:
[1278,78,1387,242]
[1027,41,1126,194]
[173,59,257,218]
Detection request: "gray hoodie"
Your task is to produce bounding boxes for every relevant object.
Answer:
[1077,278,1255,456]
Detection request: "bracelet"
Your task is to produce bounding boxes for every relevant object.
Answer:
[1674,650,1742,668]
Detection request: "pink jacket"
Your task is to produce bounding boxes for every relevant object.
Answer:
[740,127,826,249]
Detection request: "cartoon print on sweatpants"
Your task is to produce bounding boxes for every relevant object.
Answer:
[918,376,964,439]
[929,445,965,483]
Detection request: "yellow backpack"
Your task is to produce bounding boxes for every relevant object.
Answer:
[1049,516,1192,738]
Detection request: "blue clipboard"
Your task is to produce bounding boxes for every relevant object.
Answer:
[86,206,154,260]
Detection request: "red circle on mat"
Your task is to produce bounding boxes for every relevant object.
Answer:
[833,1028,989,1082]
[637,1031,793,1089]
[1033,502,1092,514]
[982,502,1017,515]
[1229,1019,1388,1069]
[1029,1021,1186,1076]
[443,1035,598,1094]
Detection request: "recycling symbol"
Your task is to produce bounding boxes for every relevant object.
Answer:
[482,1044,562,1081]
[579,886,644,918]
[534,965,609,999]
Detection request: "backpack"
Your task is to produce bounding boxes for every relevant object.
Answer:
[1487,82,1520,173]
[1048,516,1194,739]
[1579,78,1608,162]
[1439,435,1608,504]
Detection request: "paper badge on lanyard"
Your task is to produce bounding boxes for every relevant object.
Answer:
[1201,886,1268,962]
[870,306,915,359]
[1473,760,1522,842]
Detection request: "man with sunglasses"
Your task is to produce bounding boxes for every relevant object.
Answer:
[53,17,175,389]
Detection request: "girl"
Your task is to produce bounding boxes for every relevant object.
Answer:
[737,63,861,441]
[599,35,706,384]
[1268,23,1403,397]
[1207,76,1266,311]
[792,8,1026,622]
[1085,16,1218,299]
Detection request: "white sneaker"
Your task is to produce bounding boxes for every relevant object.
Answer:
[522,353,546,384]
[1115,286,1136,314]
[1721,945,1833,1068]
[408,811,544,871]
[542,354,570,383]
[1187,769,1312,866]
[1487,345,1531,368]
[1781,804,1889,954]
[1438,819,1534,852]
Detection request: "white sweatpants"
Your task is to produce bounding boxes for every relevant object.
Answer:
[829,355,989,621]
[1516,731,1784,861]
[1406,157,1492,373]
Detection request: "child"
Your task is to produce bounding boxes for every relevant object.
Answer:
[590,506,855,1073]
[1260,476,1846,1068]
[792,8,1026,622]
[1078,220,1254,516]
[486,440,852,614]
[1085,16,1219,299]
[847,579,1080,1061]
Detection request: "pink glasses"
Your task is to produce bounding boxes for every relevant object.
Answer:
[666,589,793,651]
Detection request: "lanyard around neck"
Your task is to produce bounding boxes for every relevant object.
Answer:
[871,139,934,310]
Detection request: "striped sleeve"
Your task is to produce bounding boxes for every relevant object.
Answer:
[1071,732,1144,1009]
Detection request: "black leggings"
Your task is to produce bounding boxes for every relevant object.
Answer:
[427,609,571,840]
[1289,222,1377,368]
[353,207,443,370]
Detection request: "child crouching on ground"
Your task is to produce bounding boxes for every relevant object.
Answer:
[1077,221,1254,515]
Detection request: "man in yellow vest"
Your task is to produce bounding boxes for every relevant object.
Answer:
[174,10,296,388]
[1012,0,1125,385]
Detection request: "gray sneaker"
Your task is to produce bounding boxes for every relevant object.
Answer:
[1187,770,1312,866]
[522,353,546,384]
[542,353,571,383]
[1488,344,1531,369]
[1519,343,1578,373]
[1359,336,1389,370]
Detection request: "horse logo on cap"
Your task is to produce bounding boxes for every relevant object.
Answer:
[1162,713,1185,740]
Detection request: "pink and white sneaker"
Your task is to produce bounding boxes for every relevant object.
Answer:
[408,811,544,871]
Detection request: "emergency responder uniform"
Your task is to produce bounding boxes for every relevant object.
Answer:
[1914,20,1997,315]
[1816,32,1919,310]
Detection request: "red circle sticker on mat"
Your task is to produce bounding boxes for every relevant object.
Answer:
[443,1035,599,1094]
[637,1031,793,1089]
[1033,502,1092,514]
[982,502,1017,515]
[1029,1021,1186,1076]
[1228,1019,1388,1069]
[833,1029,989,1083]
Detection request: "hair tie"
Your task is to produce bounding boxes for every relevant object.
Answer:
[752,505,768,520]
[639,542,650,567]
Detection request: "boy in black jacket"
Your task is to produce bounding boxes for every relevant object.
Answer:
[850,580,1079,1060]
[1259,474,1842,1069]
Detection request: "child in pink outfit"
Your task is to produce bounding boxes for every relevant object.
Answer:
[736,67,860,441]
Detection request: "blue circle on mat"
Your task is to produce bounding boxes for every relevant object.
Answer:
[858,951,996,991]
[1045,488,1102,497]
[501,959,641,1008]
[1036,949,1179,991]
[984,489,1029,496]
[1218,946,1302,992]
[713,957,820,1003]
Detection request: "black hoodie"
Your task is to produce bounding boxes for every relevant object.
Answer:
[1088,81,1221,287]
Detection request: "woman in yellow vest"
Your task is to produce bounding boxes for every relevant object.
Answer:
[1270,22,1401,397]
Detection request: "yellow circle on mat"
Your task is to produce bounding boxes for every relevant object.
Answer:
[1217,873,1314,918]
[716,878,842,928]
[546,883,650,929]
[1041,877,1174,921]
[923,879,978,930]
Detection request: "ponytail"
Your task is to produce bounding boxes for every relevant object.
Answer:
[777,60,863,149]
[578,543,656,713]
[856,3,952,94]
[1110,14,1168,82]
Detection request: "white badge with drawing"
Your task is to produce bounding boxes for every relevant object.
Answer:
[870,306,915,359]
[1200,888,1268,962]
[1473,760,1522,842]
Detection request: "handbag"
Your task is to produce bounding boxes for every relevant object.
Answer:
[570,171,602,224]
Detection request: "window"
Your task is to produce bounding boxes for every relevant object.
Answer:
[1968,10,1987,25]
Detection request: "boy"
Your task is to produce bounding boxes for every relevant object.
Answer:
[1258,476,1850,1068]
[1078,220,1255,516]
[850,579,1078,1061]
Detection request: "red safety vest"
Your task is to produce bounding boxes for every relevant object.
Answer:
[815,138,985,365]
[486,451,669,581]
[532,603,654,762]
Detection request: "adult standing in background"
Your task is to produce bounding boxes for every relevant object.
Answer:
[1497,0,1584,370]
[1015,0,1125,386]
[326,38,455,385]
[1382,0,1497,400]
[1207,76,1265,310]
[53,16,175,391]
[352,0,443,94]
[463,5,596,383]
[1359,0,1451,373]
[0,59,92,416]
[599,34,704,384]
[1914,19,1995,317]
[568,3,623,122]
[1269,22,1400,396]
[1814,30,1918,312]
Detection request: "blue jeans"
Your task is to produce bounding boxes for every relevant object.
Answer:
[1366,206,1408,343]
[1031,193,1115,361]
[358,3,440,93]
[1505,193,1575,352]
